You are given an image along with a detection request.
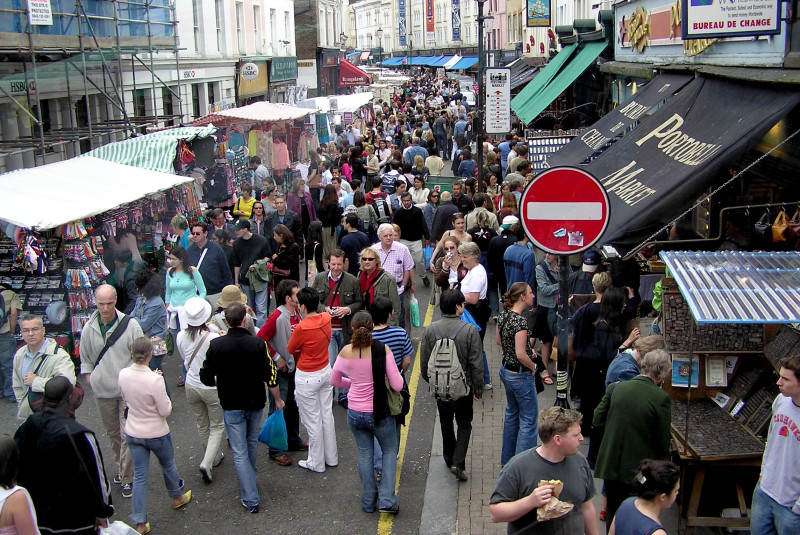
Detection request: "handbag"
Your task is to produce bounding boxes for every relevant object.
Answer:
[268,261,291,277]
[753,209,772,248]
[150,336,168,357]
[772,210,790,242]
[789,208,800,237]
[386,375,404,416]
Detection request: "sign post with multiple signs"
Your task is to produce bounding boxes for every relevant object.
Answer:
[520,166,610,407]
[485,68,511,135]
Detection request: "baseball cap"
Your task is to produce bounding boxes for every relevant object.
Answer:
[500,215,519,230]
[582,250,601,272]
[233,219,251,231]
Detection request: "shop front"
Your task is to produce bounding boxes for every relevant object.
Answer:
[269,57,299,103]
[237,60,269,105]
[317,49,341,97]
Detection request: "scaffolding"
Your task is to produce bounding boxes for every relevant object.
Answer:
[0,0,184,169]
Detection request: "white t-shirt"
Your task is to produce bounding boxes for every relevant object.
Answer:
[176,330,221,390]
[460,264,487,300]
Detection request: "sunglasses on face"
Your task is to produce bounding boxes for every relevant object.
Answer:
[362,257,377,262]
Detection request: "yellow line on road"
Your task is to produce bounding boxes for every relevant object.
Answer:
[378,302,435,535]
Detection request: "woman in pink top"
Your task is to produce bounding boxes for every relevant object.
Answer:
[330,312,403,515]
[119,338,192,534]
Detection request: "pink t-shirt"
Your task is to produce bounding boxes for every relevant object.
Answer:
[330,347,403,413]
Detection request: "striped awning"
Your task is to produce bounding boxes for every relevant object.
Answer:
[85,125,216,174]
[660,251,800,324]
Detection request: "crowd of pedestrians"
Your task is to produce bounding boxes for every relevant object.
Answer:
[1,69,798,535]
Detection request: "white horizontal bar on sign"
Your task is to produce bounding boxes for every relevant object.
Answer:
[526,202,604,221]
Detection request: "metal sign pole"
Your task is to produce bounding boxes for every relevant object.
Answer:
[554,254,571,407]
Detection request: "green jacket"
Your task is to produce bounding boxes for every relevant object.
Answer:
[313,271,363,343]
[419,314,484,399]
[245,259,271,293]
[366,270,401,327]
[592,375,672,483]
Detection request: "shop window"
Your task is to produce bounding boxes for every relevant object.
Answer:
[162,87,175,127]
[207,82,216,110]
[215,0,224,52]
[192,0,202,51]
[254,6,262,54]
[236,1,245,53]
[192,84,201,119]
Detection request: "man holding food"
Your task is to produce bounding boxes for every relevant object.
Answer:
[489,407,599,534]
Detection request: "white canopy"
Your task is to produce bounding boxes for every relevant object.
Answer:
[297,92,374,114]
[0,156,193,230]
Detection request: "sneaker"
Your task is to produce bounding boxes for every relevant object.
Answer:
[121,483,133,498]
[113,473,122,484]
[379,505,400,515]
[241,500,259,514]
[450,466,468,482]
[212,452,225,467]
[484,383,493,391]
[298,460,324,473]
[199,465,212,483]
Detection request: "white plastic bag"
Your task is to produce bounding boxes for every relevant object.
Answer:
[100,521,138,535]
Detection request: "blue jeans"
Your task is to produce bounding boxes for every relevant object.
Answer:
[223,409,263,507]
[372,418,402,472]
[328,330,347,401]
[483,351,491,385]
[752,482,800,535]
[347,409,398,512]
[436,133,447,158]
[126,433,185,525]
[240,283,269,327]
[0,332,16,398]
[499,365,539,465]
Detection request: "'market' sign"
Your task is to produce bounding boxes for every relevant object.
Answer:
[682,0,781,39]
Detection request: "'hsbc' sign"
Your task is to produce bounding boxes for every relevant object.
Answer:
[181,69,205,80]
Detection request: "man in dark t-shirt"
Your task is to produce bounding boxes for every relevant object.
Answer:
[490,407,597,535]
[340,214,369,277]
[232,219,272,327]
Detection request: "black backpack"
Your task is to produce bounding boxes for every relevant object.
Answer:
[372,199,391,224]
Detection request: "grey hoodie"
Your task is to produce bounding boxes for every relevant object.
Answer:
[79,310,144,399]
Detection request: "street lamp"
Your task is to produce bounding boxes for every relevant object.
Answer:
[376,27,383,73]
[476,0,489,193]
[339,32,348,50]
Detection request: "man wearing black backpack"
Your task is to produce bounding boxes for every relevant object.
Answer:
[420,289,483,482]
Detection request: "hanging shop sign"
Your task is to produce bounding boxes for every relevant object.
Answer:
[426,0,435,44]
[241,62,260,81]
[28,0,53,25]
[526,0,551,27]
[399,0,408,47]
[451,0,461,42]
[682,0,781,39]
[271,57,298,82]
[238,61,267,98]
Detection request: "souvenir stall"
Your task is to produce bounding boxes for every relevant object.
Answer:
[0,156,196,360]
[191,101,318,193]
[654,250,800,532]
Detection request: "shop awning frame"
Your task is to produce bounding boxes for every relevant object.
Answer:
[338,59,373,87]
[660,251,800,324]
[0,156,193,230]
[510,43,578,124]
[191,101,316,126]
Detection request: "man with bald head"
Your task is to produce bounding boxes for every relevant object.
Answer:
[80,284,143,498]
[430,190,462,242]
[15,376,114,534]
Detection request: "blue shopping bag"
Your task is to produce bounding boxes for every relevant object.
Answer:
[258,409,288,450]
[460,308,482,332]
[423,245,434,267]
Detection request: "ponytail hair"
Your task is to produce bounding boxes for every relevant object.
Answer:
[633,459,680,500]
[350,311,374,349]
[502,282,529,311]
[131,337,153,364]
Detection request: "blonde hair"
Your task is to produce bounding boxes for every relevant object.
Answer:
[359,247,383,271]
[538,407,582,444]
[502,282,529,310]
[633,335,666,356]
[130,337,153,364]
[391,223,401,238]
[414,155,424,172]
[592,272,613,294]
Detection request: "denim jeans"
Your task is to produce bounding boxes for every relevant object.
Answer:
[268,369,302,457]
[240,283,269,327]
[499,365,539,465]
[347,409,398,512]
[0,332,16,398]
[752,482,800,535]
[436,133,447,158]
[372,418,402,472]
[328,330,347,401]
[126,433,185,525]
[223,409,263,507]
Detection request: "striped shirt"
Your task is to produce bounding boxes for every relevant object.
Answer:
[372,326,414,369]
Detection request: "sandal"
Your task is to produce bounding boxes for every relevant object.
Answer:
[541,374,554,386]
[172,489,192,509]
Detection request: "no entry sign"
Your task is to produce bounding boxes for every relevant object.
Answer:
[520,166,610,255]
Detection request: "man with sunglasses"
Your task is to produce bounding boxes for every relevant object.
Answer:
[187,221,233,311]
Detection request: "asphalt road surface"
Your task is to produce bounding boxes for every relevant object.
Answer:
[1,281,442,535]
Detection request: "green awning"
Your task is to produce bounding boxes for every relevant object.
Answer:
[510,43,577,124]
[511,41,606,125]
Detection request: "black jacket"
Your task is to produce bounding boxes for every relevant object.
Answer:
[200,327,278,411]
[266,210,304,250]
[15,410,114,534]
[431,202,461,241]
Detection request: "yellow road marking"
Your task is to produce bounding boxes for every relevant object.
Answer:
[378,302,436,534]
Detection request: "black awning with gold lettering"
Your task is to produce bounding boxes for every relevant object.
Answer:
[582,75,800,253]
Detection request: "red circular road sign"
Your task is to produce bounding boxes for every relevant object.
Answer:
[520,166,610,255]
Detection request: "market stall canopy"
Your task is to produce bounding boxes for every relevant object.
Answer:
[380,57,405,66]
[511,41,605,124]
[582,76,800,254]
[85,125,216,174]
[447,57,478,70]
[547,72,694,167]
[339,60,373,87]
[443,55,462,69]
[432,55,457,67]
[296,92,374,114]
[0,156,193,230]
[360,51,371,61]
[510,44,577,123]
[660,251,800,324]
[191,101,316,126]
